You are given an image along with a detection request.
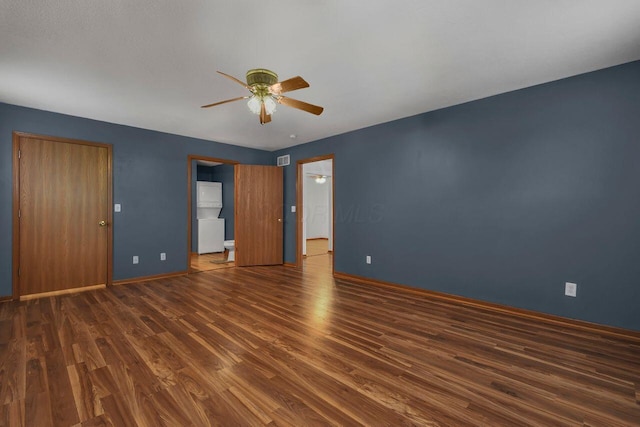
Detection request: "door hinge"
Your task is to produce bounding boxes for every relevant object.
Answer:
[18,210,21,218]
[18,150,21,159]
[17,268,20,277]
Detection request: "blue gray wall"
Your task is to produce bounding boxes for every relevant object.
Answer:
[196,165,215,181]
[275,61,640,331]
[0,103,271,294]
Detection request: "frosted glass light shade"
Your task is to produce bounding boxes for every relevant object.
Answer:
[315,176,326,184]
[247,96,261,114]
[264,96,277,115]
[247,95,277,115]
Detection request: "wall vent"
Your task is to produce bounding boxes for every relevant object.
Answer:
[276,154,290,167]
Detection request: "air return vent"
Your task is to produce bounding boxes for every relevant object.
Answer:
[276,154,290,167]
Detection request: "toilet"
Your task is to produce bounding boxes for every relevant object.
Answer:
[224,240,235,262]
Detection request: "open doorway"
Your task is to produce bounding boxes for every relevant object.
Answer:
[187,155,238,273]
[296,155,334,272]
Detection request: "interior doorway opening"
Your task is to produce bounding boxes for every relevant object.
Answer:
[187,155,238,273]
[296,155,334,272]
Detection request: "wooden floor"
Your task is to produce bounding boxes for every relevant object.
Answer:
[305,239,329,257]
[190,252,235,273]
[1,254,639,426]
[191,239,329,274]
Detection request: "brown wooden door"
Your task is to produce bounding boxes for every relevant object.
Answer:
[16,134,111,296]
[234,165,283,266]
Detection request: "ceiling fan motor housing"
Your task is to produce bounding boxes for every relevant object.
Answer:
[246,69,278,87]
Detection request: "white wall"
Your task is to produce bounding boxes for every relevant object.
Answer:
[304,175,330,239]
[302,160,333,255]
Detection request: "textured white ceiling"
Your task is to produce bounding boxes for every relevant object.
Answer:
[2,1,639,151]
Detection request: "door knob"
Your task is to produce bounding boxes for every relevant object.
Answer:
[277,218,282,222]
[98,220,107,227]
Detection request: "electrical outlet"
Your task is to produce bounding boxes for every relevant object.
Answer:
[160,252,166,261]
[565,282,577,297]
[366,255,372,264]
[133,256,139,264]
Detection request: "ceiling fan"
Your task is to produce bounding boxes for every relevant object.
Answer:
[310,174,327,184]
[201,69,324,125]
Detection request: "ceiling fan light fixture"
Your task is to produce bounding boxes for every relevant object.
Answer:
[247,69,279,116]
[203,68,323,124]
[315,175,327,184]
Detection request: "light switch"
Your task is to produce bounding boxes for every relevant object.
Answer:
[291,205,296,213]
[114,204,121,212]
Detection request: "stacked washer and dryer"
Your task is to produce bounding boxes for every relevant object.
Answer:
[196,181,225,254]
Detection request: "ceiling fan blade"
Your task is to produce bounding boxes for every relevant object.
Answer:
[259,103,272,124]
[269,76,309,95]
[201,96,248,108]
[217,71,250,89]
[277,96,324,115]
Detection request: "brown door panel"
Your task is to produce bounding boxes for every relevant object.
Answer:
[235,165,283,266]
[18,136,109,295]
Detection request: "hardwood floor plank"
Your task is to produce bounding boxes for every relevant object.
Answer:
[1,253,639,425]
[4,400,25,427]
[156,331,224,372]
[67,362,103,422]
[44,349,79,425]
[144,386,194,426]
[0,338,26,406]
[25,357,47,396]
[227,385,274,425]
[225,359,333,425]
[163,382,214,427]
[98,393,140,427]
[99,334,162,396]
[232,351,358,425]
[23,358,52,424]
[188,328,243,369]
[264,342,411,426]
[86,366,118,400]
[74,414,113,427]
